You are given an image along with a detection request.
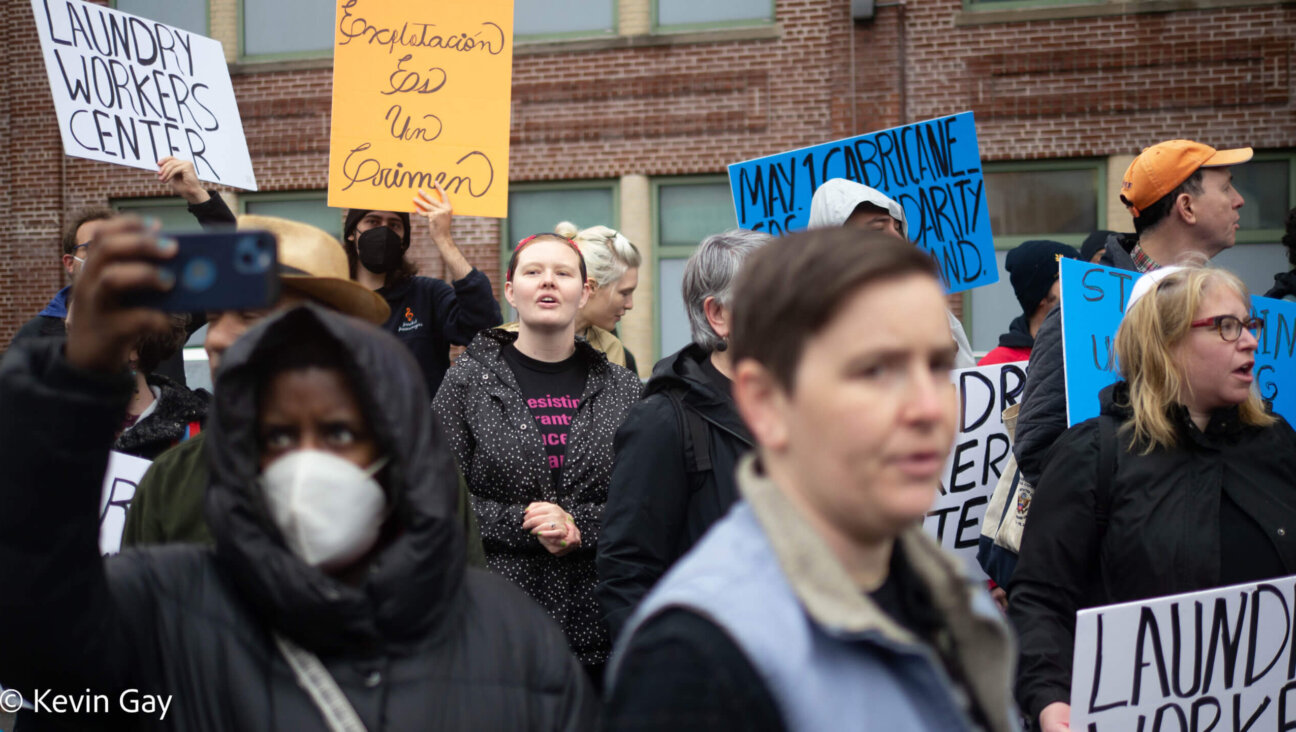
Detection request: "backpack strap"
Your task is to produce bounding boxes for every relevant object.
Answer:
[1094,416,1117,537]
[664,387,712,474]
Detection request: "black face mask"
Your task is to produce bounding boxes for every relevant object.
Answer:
[356,227,406,274]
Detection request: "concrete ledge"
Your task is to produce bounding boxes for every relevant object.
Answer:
[955,0,1292,26]
[516,24,781,55]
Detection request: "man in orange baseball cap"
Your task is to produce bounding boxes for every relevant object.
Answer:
[1009,139,1251,501]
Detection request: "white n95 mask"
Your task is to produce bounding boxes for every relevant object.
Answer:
[259,450,390,572]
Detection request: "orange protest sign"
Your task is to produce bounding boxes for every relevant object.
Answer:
[328,0,512,217]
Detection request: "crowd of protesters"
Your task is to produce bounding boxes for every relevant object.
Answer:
[0,136,1293,731]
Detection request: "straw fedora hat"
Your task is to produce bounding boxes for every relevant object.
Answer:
[237,214,390,325]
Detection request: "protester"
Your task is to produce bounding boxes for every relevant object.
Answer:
[121,216,485,568]
[109,313,207,461]
[606,229,1019,731]
[1263,206,1296,302]
[1078,230,1114,264]
[597,229,770,639]
[343,183,502,399]
[979,240,1079,365]
[808,177,976,368]
[0,220,599,727]
[9,206,114,343]
[1009,264,1296,732]
[434,233,642,685]
[1012,140,1250,486]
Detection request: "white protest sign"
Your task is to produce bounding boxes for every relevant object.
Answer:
[99,450,151,555]
[31,0,258,190]
[1072,575,1296,731]
[921,361,1027,578]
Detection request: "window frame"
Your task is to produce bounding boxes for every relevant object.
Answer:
[109,0,211,36]
[962,0,1100,10]
[651,0,775,33]
[514,0,619,43]
[650,174,735,361]
[238,0,335,63]
[500,179,621,316]
[1233,150,1296,246]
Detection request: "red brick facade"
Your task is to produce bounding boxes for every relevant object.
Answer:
[2,0,1293,346]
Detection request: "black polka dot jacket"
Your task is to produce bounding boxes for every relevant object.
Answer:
[433,328,642,665]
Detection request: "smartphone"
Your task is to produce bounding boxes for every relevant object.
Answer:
[126,230,280,313]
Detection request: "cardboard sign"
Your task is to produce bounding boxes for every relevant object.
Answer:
[1060,259,1296,426]
[922,361,1028,578]
[328,0,513,217]
[727,112,996,294]
[30,0,257,190]
[1071,575,1296,731]
[99,450,151,555]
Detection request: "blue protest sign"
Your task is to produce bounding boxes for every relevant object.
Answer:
[1061,259,1296,426]
[726,111,996,294]
[1252,295,1296,422]
[1060,259,1135,426]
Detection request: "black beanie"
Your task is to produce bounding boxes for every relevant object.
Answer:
[343,209,412,247]
[1079,230,1114,263]
[1006,240,1081,316]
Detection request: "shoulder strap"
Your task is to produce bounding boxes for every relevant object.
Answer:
[664,387,712,473]
[273,634,369,732]
[1094,416,1117,537]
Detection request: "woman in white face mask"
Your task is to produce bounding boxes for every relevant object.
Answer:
[0,217,597,731]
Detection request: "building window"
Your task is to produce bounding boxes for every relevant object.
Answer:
[655,0,773,30]
[967,160,1105,352]
[515,0,615,40]
[241,0,335,59]
[242,193,340,239]
[111,198,207,233]
[503,182,618,318]
[1215,150,1295,302]
[654,178,737,359]
[112,0,208,35]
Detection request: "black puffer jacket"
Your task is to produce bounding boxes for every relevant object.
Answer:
[1009,383,1296,723]
[114,374,208,461]
[596,344,753,640]
[1012,232,1141,485]
[0,305,598,730]
[433,328,642,666]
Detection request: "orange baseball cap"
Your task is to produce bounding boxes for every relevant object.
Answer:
[1120,140,1252,218]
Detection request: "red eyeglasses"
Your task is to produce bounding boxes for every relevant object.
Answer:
[1189,315,1264,342]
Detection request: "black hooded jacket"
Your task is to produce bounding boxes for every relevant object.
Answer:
[0,305,597,730]
[1265,269,1296,301]
[1008,383,1296,723]
[596,344,754,640]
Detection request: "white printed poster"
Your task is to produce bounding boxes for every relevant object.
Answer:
[921,361,1028,579]
[31,0,258,190]
[100,450,151,555]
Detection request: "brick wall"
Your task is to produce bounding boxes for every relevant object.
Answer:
[2,0,1293,346]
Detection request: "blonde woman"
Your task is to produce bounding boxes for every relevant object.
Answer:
[1010,264,1296,732]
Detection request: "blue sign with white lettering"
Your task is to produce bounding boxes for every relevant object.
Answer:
[1061,259,1296,425]
[726,111,996,294]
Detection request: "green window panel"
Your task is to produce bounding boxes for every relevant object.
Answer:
[655,0,773,31]
[242,0,335,59]
[112,199,206,233]
[112,0,209,35]
[243,195,341,240]
[515,0,615,39]
[655,178,737,359]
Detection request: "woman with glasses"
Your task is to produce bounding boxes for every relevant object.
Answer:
[1009,264,1296,732]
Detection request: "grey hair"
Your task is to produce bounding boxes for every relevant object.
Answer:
[683,229,773,351]
[555,221,642,288]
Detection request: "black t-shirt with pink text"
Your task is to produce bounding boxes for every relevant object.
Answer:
[502,344,589,489]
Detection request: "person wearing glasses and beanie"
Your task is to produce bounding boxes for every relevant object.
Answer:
[1009,263,1296,732]
[434,233,642,687]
